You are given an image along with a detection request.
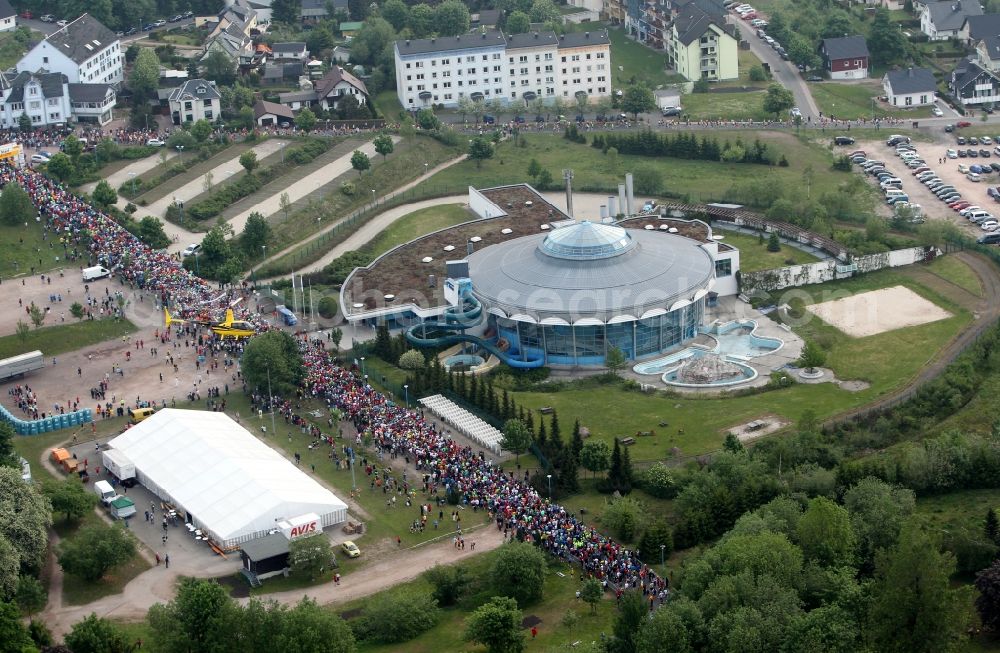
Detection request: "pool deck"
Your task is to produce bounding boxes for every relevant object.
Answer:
[623,296,804,393]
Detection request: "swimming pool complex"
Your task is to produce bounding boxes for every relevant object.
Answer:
[632,320,783,387]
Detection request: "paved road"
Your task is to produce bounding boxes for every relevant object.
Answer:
[733,21,819,120]
[19,15,195,41]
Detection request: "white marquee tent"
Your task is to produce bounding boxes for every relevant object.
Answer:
[107,409,348,548]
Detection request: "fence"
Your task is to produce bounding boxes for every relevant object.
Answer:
[259,183,468,277]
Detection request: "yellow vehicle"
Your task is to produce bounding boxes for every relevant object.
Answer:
[341,541,361,558]
[129,407,156,424]
[164,307,256,340]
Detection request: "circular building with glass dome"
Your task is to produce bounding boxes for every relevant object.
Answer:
[465,219,716,366]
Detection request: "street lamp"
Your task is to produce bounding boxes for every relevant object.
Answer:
[403,384,409,409]
[193,250,199,275]
[360,356,366,376]
[371,189,375,208]
[546,474,552,498]
[128,171,137,197]
[176,144,184,162]
[660,544,666,572]
[423,162,428,175]
[280,141,286,163]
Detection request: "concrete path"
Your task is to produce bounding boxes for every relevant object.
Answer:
[80,149,179,195]
[226,136,400,236]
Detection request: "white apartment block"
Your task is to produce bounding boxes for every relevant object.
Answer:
[17,14,123,85]
[394,29,611,109]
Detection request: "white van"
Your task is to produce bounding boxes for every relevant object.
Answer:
[82,265,110,281]
[94,480,116,506]
[884,189,906,198]
[967,210,992,221]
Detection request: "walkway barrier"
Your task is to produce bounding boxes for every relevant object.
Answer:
[0,403,92,435]
[419,394,503,455]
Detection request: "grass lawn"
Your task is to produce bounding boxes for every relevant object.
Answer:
[374,90,404,121]
[714,49,767,88]
[925,255,983,297]
[681,88,767,121]
[132,141,247,206]
[0,221,71,279]
[427,132,853,204]
[365,204,473,259]
[0,318,137,359]
[809,81,935,121]
[606,26,682,88]
[711,228,821,272]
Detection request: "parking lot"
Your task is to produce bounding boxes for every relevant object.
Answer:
[846,135,1000,237]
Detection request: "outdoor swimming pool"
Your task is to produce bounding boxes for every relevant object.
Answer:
[632,320,782,386]
[444,354,485,371]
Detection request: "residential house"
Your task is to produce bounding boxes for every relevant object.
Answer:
[974,34,1000,72]
[819,35,870,80]
[0,71,114,128]
[253,99,295,126]
[879,0,906,9]
[202,22,255,67]
[921,0,982,40]
[332,45,352,63]
[340,22,364,39]
[301,0,348,24]
[261,62,304,84]
[68,82,115,124]
[277,90,315,110]
[883,67,938,106]
[555,30,612,100]
[211,0,257,38]
[310,65,368,109]
[505,31,560,104]
[666,1,738,81]
[472,9,501,28]
[17,14,123,85]
[167,78,221,124]
[950,55,1000,106]
[272,42,309,61]
[0,0,16,32]
[960,13,1000,46]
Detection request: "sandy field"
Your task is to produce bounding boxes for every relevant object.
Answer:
[806,285,952,337]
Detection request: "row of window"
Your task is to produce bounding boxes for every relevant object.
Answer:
[404,49,607,70]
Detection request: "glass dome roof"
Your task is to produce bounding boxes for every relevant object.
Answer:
[539,221,636,260]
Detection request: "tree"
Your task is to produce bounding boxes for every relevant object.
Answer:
[408,3,435,37]
[986,509,1000,546]
[373,133,394,161]
[331,328,343,351]
[279,192,292,221]
[282,597,356,653]
[0,182,35,226]
[767,231,781,252]
[0,600,34,653]
[203,50,236,85]
[491,542,546,606]
[0,467,51,572]
[798,341,827,372]
[763,83,795,118]
[424,564,469,607]
[527,158,542,179]
[500,419,532,463]
[91,180,117,208]
[602,495,644,542]
[608,589,647,653]
[190,119,213,143]
[241,212,271,256]
[639,519,674,565]
[295,107,317,133]
[14,321,29,343]
[468,137,494,168]
[147,578,240,653]
[241,330,305,396]
[64,613,132,653]
[416,108,440,130]
[380,0,409,30]
[975,559,1000,631]
[239,149,259,176]
[605,345,627,376]
[580,577,603,613]
[351,150,371,176]
[605,438,633,494]
[580,440,611,478]
[18,112,30,133]
[27,304,44,329]
[288,534,333,580]
[129,48,160,101]
[843,477,915,573]
[45,152,73,183]
[356,589,440,643]
[136,216,171,249]
[530,0,561,23]
[869,8,907,66]
[0,538,16,600]
[867,521,973,653]
[42,479,97,523]
[272,0,302,23]
[748,65,767,82]
[464,596,525,653]
[399,349,426,370]
[638,607,692,653]
[14,576,46,617]
[58,523,136,582]
[506,10,530,33]
[796,497,855,568]
[621,83,655,119]
[435,0,470,36]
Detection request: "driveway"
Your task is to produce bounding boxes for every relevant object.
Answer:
[733,21,819,119]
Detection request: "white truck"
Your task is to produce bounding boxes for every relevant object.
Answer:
[94,480,116,505]
[82,265,111,281]
[101,449,136,483]
[0,351,44,382]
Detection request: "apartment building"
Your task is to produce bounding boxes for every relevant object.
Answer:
[17,14,123,85]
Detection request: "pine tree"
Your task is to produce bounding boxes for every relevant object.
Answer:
[558,444,580,493]
[447,369,455,393]
[987,509,1000,546]
[547,412,563,463]
[476,377,487,409]
[487,382,499,418]
[621,445,634,492]
[518,405,526,423]
[458,372,468,400]
[537,416,548,460]
[608,439,623,488]
[469,375,478,407]
[502,390,511,420]
[374,323,391,359]
[525,410,535,437]
[570,419,583,461]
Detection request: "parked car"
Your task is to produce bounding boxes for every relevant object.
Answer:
[957,136,967,145]
[932,106,944,117]
[56,19,68,27]
[790,107,802,118]
[958,121,973,128]
[959,149,968,157]
[947,149,959,159]
[153,19,166,26]
[341,541,361,558]
[39,14,54,22]
[661,106,682,117]
[971,137,980,145]
[182,243,201,257]
[146,138,165,147]
[29,154,49,165]
[834,136,855,145]
[991,162,1000,172]
[170,14,183,21]
[807,75,823,82]
[969,149,979,157]
[969,172,983,182]
[945,124,955,132]
[19,10,31,18]
[983,149,992,158]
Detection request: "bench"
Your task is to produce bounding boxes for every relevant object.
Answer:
[617,437,636,446]
[539,406,555,415]
[637,430,654,437]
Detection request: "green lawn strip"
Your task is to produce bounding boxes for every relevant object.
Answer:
[681,89,767,121]
[427,132,850,204]
[0,221,71,278]
[713,49,767,88]
[934,373,1000,435]
[365,204,473,259]
[373,90,404,120]
[0,318,137,359]
[924,255,984,297]
[606,26,680,88]
[809,81,934,121]
[130,141,249,205]
[711,228,820,272]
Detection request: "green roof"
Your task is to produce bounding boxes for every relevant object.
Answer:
[111,497,134,509]
[340,21,363,31]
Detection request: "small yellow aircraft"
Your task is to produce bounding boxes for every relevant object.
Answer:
[164,308,256,340]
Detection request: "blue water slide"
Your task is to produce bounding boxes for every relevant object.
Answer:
[405,289,545,369]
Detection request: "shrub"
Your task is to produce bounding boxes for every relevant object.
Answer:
[641,463,678,498]
[749,65,768,82]
[423,565,469,607]
[491,542,547,606]
[317,296,338,319]
[341,181,356,196]
[351,590,440,643]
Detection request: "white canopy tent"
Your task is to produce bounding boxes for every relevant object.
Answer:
[108,409,348,548]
